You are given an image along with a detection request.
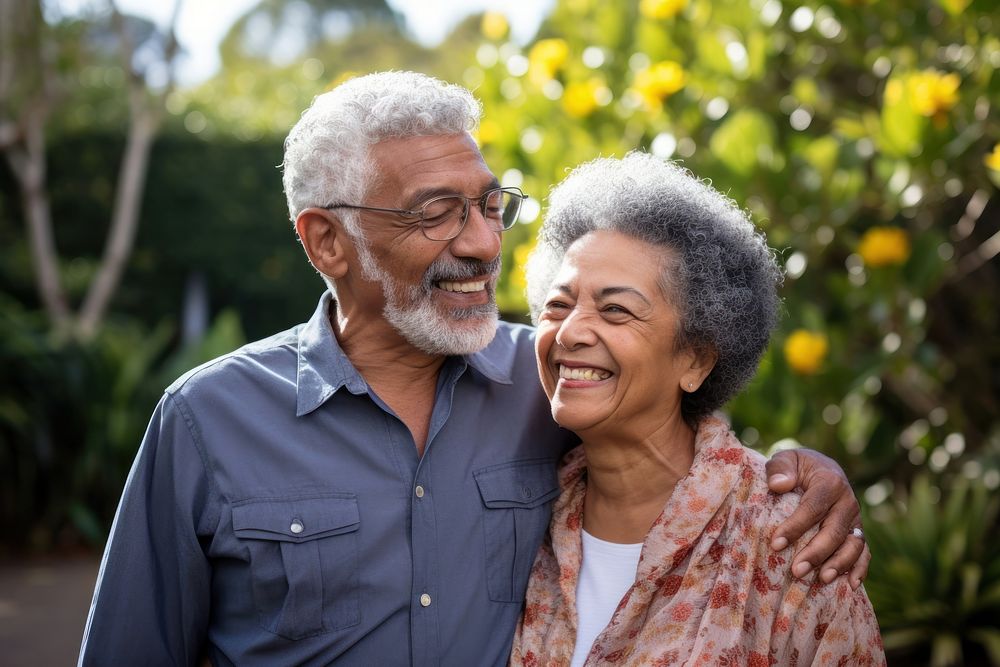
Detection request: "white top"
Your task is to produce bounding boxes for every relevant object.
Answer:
[570,530,644,667]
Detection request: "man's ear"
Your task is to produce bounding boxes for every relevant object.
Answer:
[295,208,350,279]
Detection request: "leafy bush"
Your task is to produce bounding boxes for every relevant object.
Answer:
[864,473,1000,666]
[0,298,245,552]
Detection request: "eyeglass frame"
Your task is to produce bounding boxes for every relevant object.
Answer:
[322,186,527,241]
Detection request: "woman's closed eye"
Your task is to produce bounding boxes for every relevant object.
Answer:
[601,304,635,320]
[542,300,571,318]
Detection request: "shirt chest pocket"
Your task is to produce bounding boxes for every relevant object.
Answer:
[232,493,361,640]
[474,459,560,603]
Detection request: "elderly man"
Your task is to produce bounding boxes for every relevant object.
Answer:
[79,71,868,666]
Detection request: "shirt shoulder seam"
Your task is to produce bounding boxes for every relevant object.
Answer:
[163,391,226,543]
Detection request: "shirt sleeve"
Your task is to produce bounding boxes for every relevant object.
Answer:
[78,392,217,666]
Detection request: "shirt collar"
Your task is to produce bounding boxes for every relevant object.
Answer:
[296,293,367,416]
[296,292,514,416]
[466,341,513,385]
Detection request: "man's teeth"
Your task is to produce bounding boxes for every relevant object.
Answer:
[559,366,611,381]
[438,280,486,293]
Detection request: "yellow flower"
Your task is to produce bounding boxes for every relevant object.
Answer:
[857,227,911,267]
[481,11,508,41]
[937,0,971,14]
[528,38,569,85]
[985,144,1000,172]
[632,61,686,107]
[784,330,828,375]
[562,79,602,118]
[474,119,502,146]
[908,70,959,122]
[512,239,537,291]
[884,78,904,107]
[640,0,688,19]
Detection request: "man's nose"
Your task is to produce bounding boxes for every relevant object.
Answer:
[448,202,502,263]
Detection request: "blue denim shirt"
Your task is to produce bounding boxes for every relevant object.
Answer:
[79,293,575,666]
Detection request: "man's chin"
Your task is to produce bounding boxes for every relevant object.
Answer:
[422,313,499,356]
[386,301,499,356]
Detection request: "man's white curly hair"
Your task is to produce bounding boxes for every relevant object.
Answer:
[281,71,483,238]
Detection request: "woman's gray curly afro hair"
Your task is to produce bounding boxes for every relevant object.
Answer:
[526,152,783,422]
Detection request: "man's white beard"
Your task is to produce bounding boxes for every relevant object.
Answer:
[355,239,499,356]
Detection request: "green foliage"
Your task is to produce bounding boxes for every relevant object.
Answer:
[0,295,167,551]
[461,0,1000,496]
[1,132,319,340]
[0,296,245,552]
[864,474,1000,665]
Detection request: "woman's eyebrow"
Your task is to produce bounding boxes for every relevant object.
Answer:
[598,286,651,305]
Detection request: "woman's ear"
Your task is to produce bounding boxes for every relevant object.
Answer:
[295,208,349,279]
[680,346,718,393]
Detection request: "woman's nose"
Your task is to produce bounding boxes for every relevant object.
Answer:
[555,308,596,350]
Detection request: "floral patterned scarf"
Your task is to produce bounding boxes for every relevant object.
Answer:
[510,416,885,666]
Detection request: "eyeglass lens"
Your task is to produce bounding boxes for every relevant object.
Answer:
[420,190,521,240]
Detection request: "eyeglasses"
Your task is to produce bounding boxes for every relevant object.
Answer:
[323,186,527,241]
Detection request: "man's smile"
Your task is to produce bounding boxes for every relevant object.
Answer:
[436,279,487,293]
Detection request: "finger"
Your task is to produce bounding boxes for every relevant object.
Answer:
[772,476,839,551]
[816,530,866,584]
[786,495,860,578]
[773,468,858,551]
[765,450,799,494]
[772,494,823,552]
[848,544,872,591]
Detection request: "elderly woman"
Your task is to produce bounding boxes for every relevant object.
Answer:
[511,153,884,666]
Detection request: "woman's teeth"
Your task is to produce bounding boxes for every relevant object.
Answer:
[559,366,611,381]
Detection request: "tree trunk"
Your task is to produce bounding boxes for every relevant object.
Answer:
[1,0,69,327]
[3,113,70,327]
[77,109,158,339]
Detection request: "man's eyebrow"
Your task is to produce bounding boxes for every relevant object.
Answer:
[405,179,503,208]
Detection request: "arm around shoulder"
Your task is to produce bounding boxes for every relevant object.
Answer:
[79,392,216,666]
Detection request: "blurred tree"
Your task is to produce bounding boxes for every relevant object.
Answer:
[171,0,476,143]
[464,0,999,492]
[218,0,403,67]
[0,0,182,340]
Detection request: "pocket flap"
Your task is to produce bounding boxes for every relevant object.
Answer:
[232,494,360,542]
[474,460,559,509]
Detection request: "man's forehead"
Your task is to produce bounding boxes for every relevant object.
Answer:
[369,132,484,163]
[370,133,497,198]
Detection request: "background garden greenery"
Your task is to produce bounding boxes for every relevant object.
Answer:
[1,0,998,663]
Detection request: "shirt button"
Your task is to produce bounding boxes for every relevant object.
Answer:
[521,485,533,499]
[419,593,432,607]
[415,485,425,498]
[290,519,304,534]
